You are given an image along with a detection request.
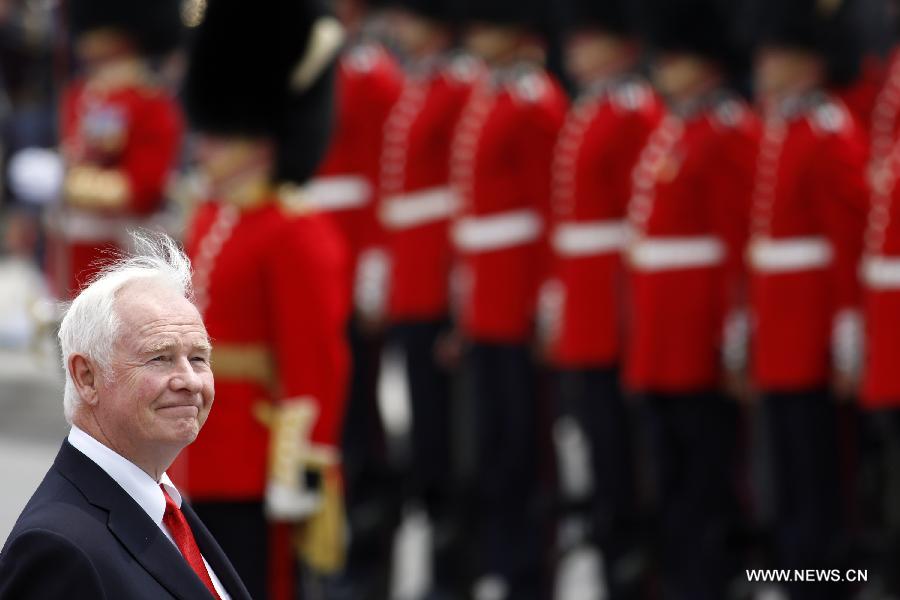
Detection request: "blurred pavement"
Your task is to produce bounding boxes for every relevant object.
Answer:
[0,347,67,545]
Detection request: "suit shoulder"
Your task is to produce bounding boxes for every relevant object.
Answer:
[10,493,108,550]
[3,525,90,557]
[9,465,107,539]
[0,527,104,598]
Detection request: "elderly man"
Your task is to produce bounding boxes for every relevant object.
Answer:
[0,233,251,600]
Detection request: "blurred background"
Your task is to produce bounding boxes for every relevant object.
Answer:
[4,0,900,599]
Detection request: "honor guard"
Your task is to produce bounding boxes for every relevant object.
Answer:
[310,3,404,597]
[869,19,900,185]
[749,1,868,598]
[376,0,478,596]
[52,0,183,298]
[173,1,350,597]
[625,0,760,597]
[543,0,663,597]
[860,94,900,599]
[450,0,567,596]
[312,8,403,324]
[857,8,900,595]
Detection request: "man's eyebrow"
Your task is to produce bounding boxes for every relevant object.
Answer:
[143,341,176,355]
[142,339,212,354]
[193,340,213,353]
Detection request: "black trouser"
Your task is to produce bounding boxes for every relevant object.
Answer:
[556,367,640,599]
[763,389,844,600]
[643,391,741,600]
[857,407,900,596]
[388,318,462,593]
[334,316,397,600]
[192,501,269,600]
[463,341,544,599]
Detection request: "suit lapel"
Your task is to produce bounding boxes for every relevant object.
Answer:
[54,441,216,600]
[183,502,253,600]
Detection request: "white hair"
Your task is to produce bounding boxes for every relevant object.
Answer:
[58,231,194,424]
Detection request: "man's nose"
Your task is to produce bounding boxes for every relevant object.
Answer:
[170,357,204,393]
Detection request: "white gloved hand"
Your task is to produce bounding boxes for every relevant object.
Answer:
[354,247,389,322]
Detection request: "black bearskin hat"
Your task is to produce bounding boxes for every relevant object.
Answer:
[69,0,183,56]
[749,0,863,86]
[643,0,749,73]
[182,0,343,183]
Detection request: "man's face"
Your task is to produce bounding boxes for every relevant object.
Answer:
[754,46,823,105]
[390,9,438,56]
[652,51,711,99]
[463,23,521,64]
[565,29,632,85]
[94,282,214,455]
[76,28,136,66]
[194,135,273,199]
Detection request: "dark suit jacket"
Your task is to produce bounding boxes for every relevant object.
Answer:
[0,440,252,600]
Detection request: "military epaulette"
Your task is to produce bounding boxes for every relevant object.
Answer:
[808,99,850,136]
[444,53,482,84]
[344,43,381,74]
[509,68,550,104]
[611,80,652,112]
[710,97,748,130]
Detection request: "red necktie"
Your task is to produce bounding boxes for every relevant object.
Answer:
[161,485,222,599]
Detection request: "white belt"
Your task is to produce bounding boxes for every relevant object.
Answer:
[453,209,542,252]
[380,186,458,230]
[553,220,627,257]
[629,236,725,271]
[863,255,900,289]
[749,236,832,273]
[50,209,165,243]
[305,176,371,211]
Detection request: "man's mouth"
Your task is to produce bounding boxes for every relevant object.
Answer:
[156,403,201,417]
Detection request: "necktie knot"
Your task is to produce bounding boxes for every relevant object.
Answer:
[159,484,221,599]
[162,486,179,517]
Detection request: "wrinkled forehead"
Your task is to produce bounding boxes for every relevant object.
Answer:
[113,280,209,348]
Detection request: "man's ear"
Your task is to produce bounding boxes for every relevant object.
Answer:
[69,354,99,407]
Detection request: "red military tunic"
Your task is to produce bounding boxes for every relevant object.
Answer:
[861,49,900,408]
[834,52,888,147]
[54,75,182,297]
[546,76,663,367]
[173,193,350,500]
[868,48,900,175]
[749,94,868,391]
[861,135,900,407]
[379,54,479,321]
[311,41,403,315]
[624,94,760,392]
[450,63,568,343]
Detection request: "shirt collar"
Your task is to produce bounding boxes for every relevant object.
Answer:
[67,426,182,529]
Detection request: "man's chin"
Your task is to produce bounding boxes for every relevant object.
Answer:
[163,419,201,446]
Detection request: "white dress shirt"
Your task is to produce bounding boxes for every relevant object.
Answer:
[68,426,231,599]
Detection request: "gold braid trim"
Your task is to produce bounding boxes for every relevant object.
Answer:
[65,166,131,209]
[210,344,276,386]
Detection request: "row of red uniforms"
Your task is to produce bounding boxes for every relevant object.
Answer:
[285,40,900,412]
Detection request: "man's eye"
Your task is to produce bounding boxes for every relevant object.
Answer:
[190,356,209,364]
[150,356,170,363]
